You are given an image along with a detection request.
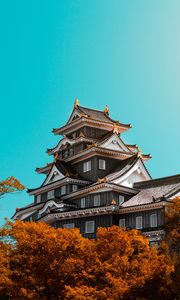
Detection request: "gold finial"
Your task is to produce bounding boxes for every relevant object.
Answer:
[74,98,79,108]
[104,105,109,114]
[111,199,117,205]
[104,176,108,183]
[54,152,59,161]
[113,125,119,134]
[137,147,142,158]
[97,178,102,184]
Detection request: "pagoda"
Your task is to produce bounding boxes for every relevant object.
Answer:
[13,100,180,245]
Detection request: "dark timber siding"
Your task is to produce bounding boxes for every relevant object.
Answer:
[34,183,87,203]
[72,156,118,182]
[53,214,113,238]
[69,191,129,209]
[113,208,164,230]
[82,127,108,139]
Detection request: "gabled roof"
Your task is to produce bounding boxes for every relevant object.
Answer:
[76,105,118,124]
[53,103,132,135]
[97,132,132,153]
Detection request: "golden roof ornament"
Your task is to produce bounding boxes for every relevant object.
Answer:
[137,147,142,158]
[74,98,79,108]
[111,199,117,205]
[113,125,119,134]
[54,152,59,161]
[104,105,109,114]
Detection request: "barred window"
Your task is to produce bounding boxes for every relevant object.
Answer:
[136,216,143,229]
[93,195,100,206]
[36,194,41,203]
[150,213,157,227]
[119,218,126,228]
[99,159,106,170]
[63,223,74,229]
[83,161,91,172]
[47,190,54,200]
[61,186,66,195]
[81,198,86,208]
[72,184,78,192]
[85,221,95,233]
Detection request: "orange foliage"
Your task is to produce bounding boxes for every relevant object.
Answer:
[0,176,25,196]
[165,197,180,250]
[0,221,176,300]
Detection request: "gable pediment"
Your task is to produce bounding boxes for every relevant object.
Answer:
[113,159,151,187]
[100,134,131,153]
[39,200,66,215]
[43,165,64,186]
[67,108,81,124]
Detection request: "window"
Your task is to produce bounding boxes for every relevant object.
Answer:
[83,160,91,172]
[99,159,106,170]
[61,185,66,195]
[36,194,41,203]
[64,150,69,158]
[118,195,124,205]
[150,213,157,227]
[119,218,126,228]
[81,198,86,208]
[63,223,74,229]
[47,190,54,200]
[72,184,78,192]
[85,221,95,233]
[149,241,159,248]
[136,216,143,229]
[93,195,100,206]
[69,148,74,156]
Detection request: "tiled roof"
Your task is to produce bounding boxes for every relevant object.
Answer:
[122,182,180,207]
[77,106,117,123]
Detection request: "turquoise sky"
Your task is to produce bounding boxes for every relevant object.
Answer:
[0,0,180,224]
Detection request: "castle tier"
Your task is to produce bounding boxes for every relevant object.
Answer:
[12,100,180,245]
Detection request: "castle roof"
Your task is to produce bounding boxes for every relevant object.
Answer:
[122,175,180,208]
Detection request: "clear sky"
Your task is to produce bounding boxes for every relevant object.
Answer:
[0,0,180,224]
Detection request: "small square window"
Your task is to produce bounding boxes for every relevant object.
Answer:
[94,195,100,206]
[136,216,143,229]
[81,198,86,208]
[61,186,66,195]
[150,213,157,227]
[85,221,95,233]
[99,159,106,170]
[47,190,54,200]
[118,195,124,205]
[36,194,41,203]
[63,223,74,229]
[72,185,78,192]
[119,218,126,228]
[83,161,91,172]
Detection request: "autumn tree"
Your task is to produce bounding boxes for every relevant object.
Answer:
[162,197,180,298]
[165,197,180,253]
[0,177,25,198]
[0,221,175,300]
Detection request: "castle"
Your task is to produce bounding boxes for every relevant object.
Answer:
[12,100,180,245]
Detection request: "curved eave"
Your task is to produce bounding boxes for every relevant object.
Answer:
[27,177,91,196]
[61,182,138,200]
[47,136,95,156]
[52,116,131,135]
[141,154,152,161]
[36,163,53,174]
